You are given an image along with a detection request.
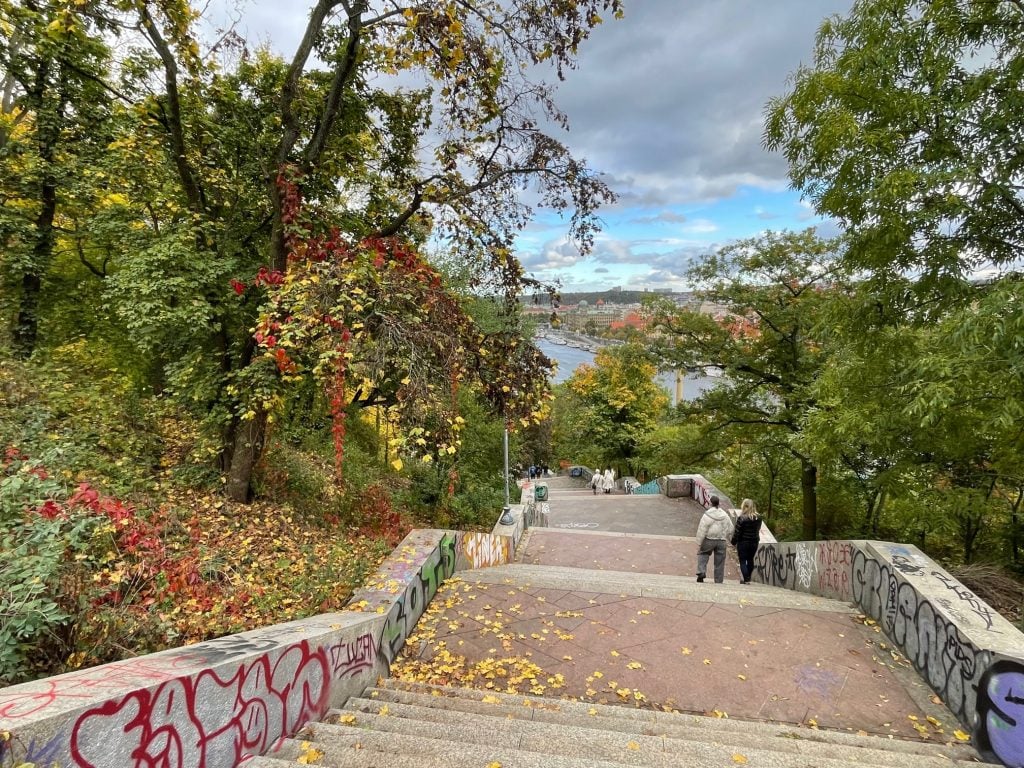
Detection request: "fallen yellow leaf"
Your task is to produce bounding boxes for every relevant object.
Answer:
[954,730,971,742]
[626,741,640,750]
[338,714,357,725]
[737,674,747,681]
[732,755,748,764]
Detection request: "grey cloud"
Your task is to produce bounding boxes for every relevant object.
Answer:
[629,211,688,224]
[551,0,854,202]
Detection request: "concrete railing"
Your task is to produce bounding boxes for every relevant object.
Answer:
[753,540,1024,766]
[0,519,529,768]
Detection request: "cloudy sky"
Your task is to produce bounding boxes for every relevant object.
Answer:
[206,1,854,291]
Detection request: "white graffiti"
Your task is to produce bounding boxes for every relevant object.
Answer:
[795,544,814,590]
[461,533,511,569]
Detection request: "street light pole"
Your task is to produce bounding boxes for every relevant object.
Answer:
[500,426,514,526]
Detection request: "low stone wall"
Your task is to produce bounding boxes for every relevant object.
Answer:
[0,527,518,768]
[753,540,1024,766]
[661,473,777,544]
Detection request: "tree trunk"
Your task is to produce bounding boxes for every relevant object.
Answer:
[13,172,57,357]
[225,409,269,503]
[800,458,817,540]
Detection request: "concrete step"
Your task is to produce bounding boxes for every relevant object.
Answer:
[458,563,853,611]
[268,727,650,768]
[373,680,987,764]
[344,695,984,768]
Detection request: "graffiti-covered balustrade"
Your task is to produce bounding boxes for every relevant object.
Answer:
[0,524,523,768]
[753,540,1024,766]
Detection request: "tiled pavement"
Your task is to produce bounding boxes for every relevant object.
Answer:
[392,476,963,749]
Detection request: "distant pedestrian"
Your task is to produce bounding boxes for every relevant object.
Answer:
[590,469,601,495]
[529,465,536,480]
[602,467,615,494]
[731,498,762,584]
[695,495,733,584]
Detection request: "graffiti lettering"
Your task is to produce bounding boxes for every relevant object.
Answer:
[978,660,1024,767]
[753,547,797,588]
[891,554,924,576]
[328,633,377,679]
[69,640,332,768]
[461,533,511,569]
[795,545,814,590]
[932,571,998,632]
[172,635,282,666]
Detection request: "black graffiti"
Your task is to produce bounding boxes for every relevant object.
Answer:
[380,533,460,663]
[891,554,924,576]
[753,546,797,588]
[976,660,1024,766]
[932,571,998,632]
[852,548,991,727]
[170,634,282,665]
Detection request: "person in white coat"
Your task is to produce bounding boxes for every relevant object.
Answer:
[695,495,734,583]
[602,467,615,494]
[590,469,601,495]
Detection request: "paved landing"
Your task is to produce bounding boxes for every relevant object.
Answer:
[518,529,742,581]
[399,570,955,742]
[540,477,706,536]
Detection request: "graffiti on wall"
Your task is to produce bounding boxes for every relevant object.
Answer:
[0,631,380,768]
[380,533,457,663]
[692,477,714,508]
[977,660,1024,767]
[460,532,511,570]
[753,547,798,588]
[850,548,992,726]
[816,541,852,599]
[69,639,335,768]
[795,544,814,590]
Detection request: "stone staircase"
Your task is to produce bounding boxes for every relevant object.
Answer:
[249,679,995,767]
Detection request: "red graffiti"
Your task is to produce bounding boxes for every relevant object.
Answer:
[818,567,851,598]
[69,641,331,768]
[817,541,853,568]
[0,657,198,720]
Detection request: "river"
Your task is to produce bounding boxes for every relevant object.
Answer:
[534,338,720,405]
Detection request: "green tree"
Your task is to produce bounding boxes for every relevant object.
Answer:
[764,0,1024,559]
[123,0,621,501]
[0,0,118,356]
[554,343,668,474]
[650,229,845,539]
[764,0,1024,303]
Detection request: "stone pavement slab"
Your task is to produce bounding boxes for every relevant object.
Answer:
[544,491,707,536]
[394,575,960,746]
[519,528,742,580]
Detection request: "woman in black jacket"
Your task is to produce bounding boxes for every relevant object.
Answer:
[731,498,762,584]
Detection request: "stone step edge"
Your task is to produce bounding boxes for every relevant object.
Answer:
[339,696,979,768]
[451,563,856,612]
[270,729,644,768]
[374,679,983,761]
[295,715,963,768]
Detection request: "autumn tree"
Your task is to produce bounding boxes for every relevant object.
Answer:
[554,343,668,474]
[115,0,621,501]
[0,0,118,356]
[649,230,845,539]
[764,0,1024,556]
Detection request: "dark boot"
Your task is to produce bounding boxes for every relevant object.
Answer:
[696,574,705,583]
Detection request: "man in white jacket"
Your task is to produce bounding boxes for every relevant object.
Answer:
[695,495,733,583]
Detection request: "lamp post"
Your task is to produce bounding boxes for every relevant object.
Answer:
[499,426,514,526]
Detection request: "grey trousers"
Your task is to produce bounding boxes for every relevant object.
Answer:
[697,539,727,583]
